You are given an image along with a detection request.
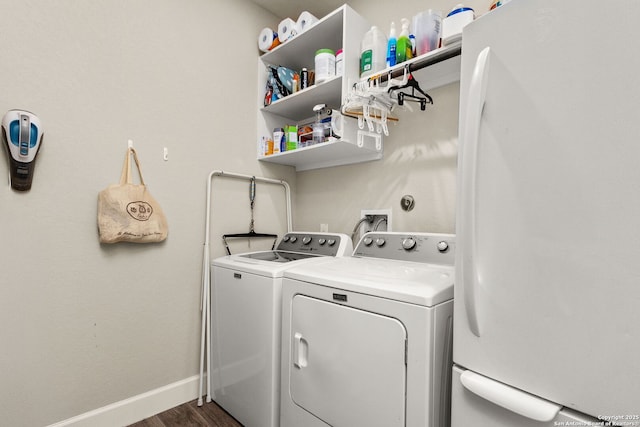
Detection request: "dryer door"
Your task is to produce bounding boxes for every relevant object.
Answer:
[290,295,407,427]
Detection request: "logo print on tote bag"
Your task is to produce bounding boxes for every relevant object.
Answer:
[127,201,154,221]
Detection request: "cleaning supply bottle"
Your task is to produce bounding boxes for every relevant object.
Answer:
[409,34,416,57]
[396,18,413,64]
[360,26,387,78]
[386,22,397,68]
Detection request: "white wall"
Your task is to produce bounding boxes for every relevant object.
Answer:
[292,0,488,237]
[0,1,292,426]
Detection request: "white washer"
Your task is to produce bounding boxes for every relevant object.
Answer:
[210,232,352,427]
[280,232,456,427]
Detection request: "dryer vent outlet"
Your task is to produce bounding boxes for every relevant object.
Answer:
[360,209,392,235]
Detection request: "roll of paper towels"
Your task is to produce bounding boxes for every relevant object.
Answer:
[258,27,280,53]
[296,11,318,33]
[278,18,297,43]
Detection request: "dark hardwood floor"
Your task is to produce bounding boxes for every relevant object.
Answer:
[127,399,242,427]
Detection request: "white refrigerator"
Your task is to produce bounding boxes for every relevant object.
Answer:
[453,1,640,426]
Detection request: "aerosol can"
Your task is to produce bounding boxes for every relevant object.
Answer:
[2,110,44,191]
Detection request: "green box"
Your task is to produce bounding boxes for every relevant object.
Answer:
[285,125,298,151]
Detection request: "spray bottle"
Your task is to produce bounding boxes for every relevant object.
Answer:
[396,18,413,64]
[386,22,397,68]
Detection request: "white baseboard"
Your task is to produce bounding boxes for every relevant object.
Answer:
[47,375,207,427]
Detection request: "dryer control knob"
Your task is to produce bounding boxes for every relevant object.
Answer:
[375,238,386,247]
[302,236,312,245]
[318,238,327,245]
[437,241,449,252]
[402,237,417,251]
[363,237,373,246]
[289,236,298,243]
[327,239,336,246]
[282,235,290,242]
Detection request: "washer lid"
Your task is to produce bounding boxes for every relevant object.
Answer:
[239,250,319,263]
[213,250,327,278]
[284,256,454,307]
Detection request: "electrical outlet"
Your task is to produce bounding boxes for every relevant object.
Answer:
[360,209,392,235]
[320,223,329,232]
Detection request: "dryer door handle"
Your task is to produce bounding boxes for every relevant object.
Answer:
[293,332,308,369]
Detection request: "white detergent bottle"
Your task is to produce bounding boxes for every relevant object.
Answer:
[360,26,387,78]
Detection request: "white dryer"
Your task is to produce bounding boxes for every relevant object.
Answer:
[280,232,455,427]
[210,232,352,427]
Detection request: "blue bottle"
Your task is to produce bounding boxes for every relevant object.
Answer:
[386,22,397,68]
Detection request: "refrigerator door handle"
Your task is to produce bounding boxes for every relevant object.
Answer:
[460,47,491,337]
[460,370,561,422]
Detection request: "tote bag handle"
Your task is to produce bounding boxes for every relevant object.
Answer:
[119,147,146,185]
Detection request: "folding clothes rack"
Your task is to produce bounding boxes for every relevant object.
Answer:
[198,170,292,406]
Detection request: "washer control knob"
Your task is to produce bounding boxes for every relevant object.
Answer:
[375,238,386,247]
[289,236,297,243]
[327,239,336,246]
[318,238,327,245]
[402,237,417,251]
[282,236,290,242]
[302,236,312,245]
[363,237,373,246]
[437,241,449,252]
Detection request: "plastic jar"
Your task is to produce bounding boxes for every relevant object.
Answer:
[335,49,344,77]
[315,48,336,83]
[413,9,442,56]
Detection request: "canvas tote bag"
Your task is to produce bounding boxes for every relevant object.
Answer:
[97,147,168,243]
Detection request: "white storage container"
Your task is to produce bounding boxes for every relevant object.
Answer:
[315,48,336,83]
[442,5,474,46]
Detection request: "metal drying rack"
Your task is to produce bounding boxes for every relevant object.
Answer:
[221,176,279,255]
[198,170,292,406]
